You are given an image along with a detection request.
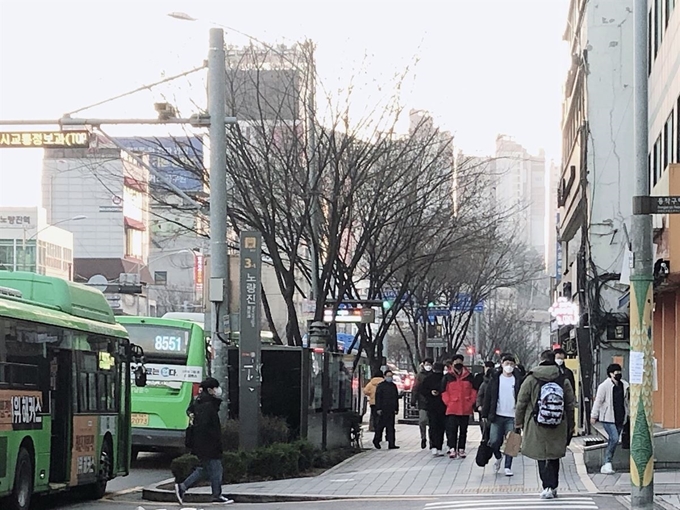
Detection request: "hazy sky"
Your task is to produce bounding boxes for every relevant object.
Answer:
[0,0,570,207]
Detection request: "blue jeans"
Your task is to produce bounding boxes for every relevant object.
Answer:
[489,415,515,469]
[602,422,622,464]
[181,458,223,498]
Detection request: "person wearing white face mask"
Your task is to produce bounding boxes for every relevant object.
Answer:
[413,358,434,449]
[481,354,524,476]
[175,378,233,505]
[553,348,576,394]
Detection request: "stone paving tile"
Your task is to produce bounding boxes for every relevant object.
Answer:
[211,423,594,497]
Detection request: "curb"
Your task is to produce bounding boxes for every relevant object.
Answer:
[568,443,600,493]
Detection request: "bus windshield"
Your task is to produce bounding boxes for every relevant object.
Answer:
[122,324,191,361]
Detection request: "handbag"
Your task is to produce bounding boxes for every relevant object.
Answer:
[475,420,494,467]
[184,424,195,449]
[621,419,630,450]
[504,429,522,457]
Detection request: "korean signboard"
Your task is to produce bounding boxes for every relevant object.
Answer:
[0,214,34,227]
[70,416,96,485]
[0,390,43,431]
[239,231,262,451]
[114,137,204,192]
[0,131,90,149]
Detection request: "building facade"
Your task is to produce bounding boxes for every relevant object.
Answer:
[42,138,153,314]
[556,0,636,430]
[494,135,547,264]
[0,207,74,280]
[648,0,680,429]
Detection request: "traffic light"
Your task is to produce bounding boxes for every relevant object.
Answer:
[494,349,501,355]
[428,302,435,308]
[466,346,475,355]
[382,300,392,310]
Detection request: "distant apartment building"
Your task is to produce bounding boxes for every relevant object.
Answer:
[556,0,635,429]
[42,137,154,314]
[646,0,679,430]
[494,135,547,264]
[0,207,74,280]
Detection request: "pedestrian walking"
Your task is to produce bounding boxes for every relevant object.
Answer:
[590,363,629,474]
[553,348,576,392]
[373,370,400,449]
[413,358,434,449]
[482,353,523,476]
[515,350,575,500]
[419,361,447,456]
[363,371,384,432]
[441,354,477,459]
[475,361,496,431]
[175,377,233,505]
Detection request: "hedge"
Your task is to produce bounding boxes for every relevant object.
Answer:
[221,415,291,451]
[171,440,358,483]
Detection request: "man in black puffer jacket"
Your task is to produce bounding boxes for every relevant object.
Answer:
[175,378,233,505]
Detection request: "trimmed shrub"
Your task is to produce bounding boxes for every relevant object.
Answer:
[221,415,290,451]
[292,440,317,472]
[221,452,247,484]
[247,442,300,480]
[221,419,240,451]
[170,454,200,482]
[259,415,291,446]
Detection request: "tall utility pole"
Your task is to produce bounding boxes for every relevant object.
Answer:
[305,41,322,317]
[630,0,654,508]
[207,27,231,421]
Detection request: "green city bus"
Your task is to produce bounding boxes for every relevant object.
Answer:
[0,271,145,510]
[116,316,209,458]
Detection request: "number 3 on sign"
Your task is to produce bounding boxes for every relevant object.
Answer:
[244,257,255,269]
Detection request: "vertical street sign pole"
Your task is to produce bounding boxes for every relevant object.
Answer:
[239,231,262,451]
[630,1,654,508]
[207,27,231,422]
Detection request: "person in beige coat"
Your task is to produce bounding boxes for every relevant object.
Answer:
[590,363,629,474]
[363,372,384,432]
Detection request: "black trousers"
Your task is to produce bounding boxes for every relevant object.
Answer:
[374,411,396,446]
[445,414,469,450]
[538,459,561,489]
[427,410,446,450]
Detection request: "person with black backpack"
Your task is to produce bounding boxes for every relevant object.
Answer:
[515,350,575,500]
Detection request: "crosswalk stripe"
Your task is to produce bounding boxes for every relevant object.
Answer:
[424,505,597,510]
[424,497,598,510]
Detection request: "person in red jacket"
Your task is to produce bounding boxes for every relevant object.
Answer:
[440,354,477,459]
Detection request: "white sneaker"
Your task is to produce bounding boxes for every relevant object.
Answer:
[437,450,445,457]
[540,488,554,499]
[493,458,501,473]
[431,448,438,456]
[600,462,615,474]
[504,468,514,477]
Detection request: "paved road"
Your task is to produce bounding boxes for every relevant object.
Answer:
[36,493,631,510]
[32,452,171,510]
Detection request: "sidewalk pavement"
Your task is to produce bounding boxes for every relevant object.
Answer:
[144,422,592,503]
[590,470,680,494]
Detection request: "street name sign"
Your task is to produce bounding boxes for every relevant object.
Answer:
[633,195,680,214]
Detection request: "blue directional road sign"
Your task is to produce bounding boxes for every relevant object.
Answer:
[451,293,484,312]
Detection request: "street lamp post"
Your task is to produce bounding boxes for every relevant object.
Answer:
[21,215,87,271]
[630,0,654,508]
[206,27,231,422]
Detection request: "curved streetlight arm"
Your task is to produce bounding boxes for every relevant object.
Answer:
[25,215,87,242]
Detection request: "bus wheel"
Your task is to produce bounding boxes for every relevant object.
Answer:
[9,448,33,510]
[88,439,112,500]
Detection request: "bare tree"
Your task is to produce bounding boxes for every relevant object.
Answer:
[478,298,541,367]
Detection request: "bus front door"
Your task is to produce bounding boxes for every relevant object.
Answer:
[49,349,72,483]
